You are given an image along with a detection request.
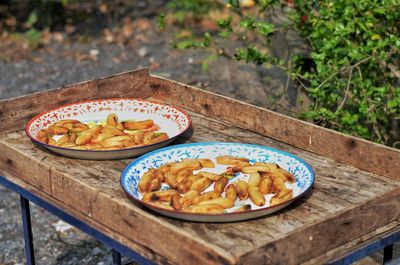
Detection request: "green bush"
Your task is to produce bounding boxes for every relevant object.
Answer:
[162,0,400,147]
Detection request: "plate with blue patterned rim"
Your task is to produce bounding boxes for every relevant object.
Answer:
[120,142,314,222]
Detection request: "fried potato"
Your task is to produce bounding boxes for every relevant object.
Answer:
[101,125,124,136]
[48,125,69,135]
[271,177,287,194]
[106,113,118,126]
[259,175,272,194]
[116,122,125,131]
[185,204,225,214]
[234,204,252,212]
[197,171,222,181]
[225,184,237,202]
[214,177,229,194]
[142,190,179,203]
[170,159,201,174]
[100,135,132,148]
[216,156,249,165]
[82,143,104,150]
[159,163,172,174]
[170,194,182,210]
[191,177,213,193]
[165,172,179,189]
[139,170,155,193]
[180,190,199,208]
[177,175,201,194]
[197,159,215,168]
[248,172,261,187]
[150,133,169,144]
[248,186,266,206]
[236,180,249,200]
[123,119,154,130]
[175,169,193,183]
[57,134,70,144]
[242,165,273,174]
[143,131,155,145]
[68,123,89,133]
[130,130,144,144]
[192,191,221,205]
[270,189,293,206]
[76,125,102,145]
[58,142,77,148]
[276,167,296,183]
[198,197,234,209]
[37,129,49,143]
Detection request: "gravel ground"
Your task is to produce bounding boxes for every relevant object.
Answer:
[0,3,399,264]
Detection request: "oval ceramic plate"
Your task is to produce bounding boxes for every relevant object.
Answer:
[25,98,191,160]
[121,142,314,222]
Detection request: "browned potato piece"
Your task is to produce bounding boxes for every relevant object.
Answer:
[225,184,237,202]
[57,134,70,144]
[170,159,201,174]
[139,170,155,193]
[101,135,132,147]
[259,175,272,194]
[214,177,229,194]
[90,133,112,144]
[242,165,273,174]
[180,190,199,208]
[165,172,179,189]
[216,156,249,165]
[83,143,104,150]
[198,171,222,181]
[123,119,154,130]
[37,129,49,143]
[142,190,179,203]
[192,191,221,205]
[48,125,69,135]
[177,175,201,194]
[130,131,145,144]
[248,186,266,206]
[190,177,213,193]
[248,172,261,187]
[68,132,77,143]
[76,125,102,145]
[185,204,225,214]
[275,167,296,183]
[270,189,293,206]
[69,123,89,133]
[271,177,287,194]
[121,139,136,148]
[149,133,169,144]
[106,113,118,126]
[170,194,182,210]
[143,131,155,145]
[58,143,78,148]
[116,122,125,131]
[198,159,215,168]
[159,163,172,174]
[101,125,124,136]
[236,180,249,200]
[198,197,234,209]
[175,169,193,183]
[233,204,252,212]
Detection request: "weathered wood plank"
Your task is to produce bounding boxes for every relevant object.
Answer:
[149,75,400,180]
[0,68,150,134]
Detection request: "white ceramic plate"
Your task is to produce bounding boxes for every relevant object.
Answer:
[25,98,191,160]
[121,142,315,222]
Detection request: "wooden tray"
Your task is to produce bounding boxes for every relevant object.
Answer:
[0,68,399,265]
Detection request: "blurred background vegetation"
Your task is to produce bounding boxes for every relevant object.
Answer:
[0,0,399,148]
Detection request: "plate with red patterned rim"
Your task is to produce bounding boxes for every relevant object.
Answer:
[25,98,191,160]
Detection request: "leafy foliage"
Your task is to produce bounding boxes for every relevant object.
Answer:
[162,0,400,147]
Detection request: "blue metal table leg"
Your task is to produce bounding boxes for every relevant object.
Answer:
[383,244,393,264]
[112,249,122,265]
[20,195,35,265]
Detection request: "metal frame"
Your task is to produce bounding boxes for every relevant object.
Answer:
[1,175,399,265]
[0,175,156,265]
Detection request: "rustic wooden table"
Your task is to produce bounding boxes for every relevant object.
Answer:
[0,69,399,265]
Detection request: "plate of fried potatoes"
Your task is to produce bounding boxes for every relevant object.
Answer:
[121,142,314,222]
[25,98,191,159]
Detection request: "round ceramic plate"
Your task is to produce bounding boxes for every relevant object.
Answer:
[121,142,314,222]
[25,98,191,160]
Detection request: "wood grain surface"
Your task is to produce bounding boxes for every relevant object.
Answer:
[0,70,399,264]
